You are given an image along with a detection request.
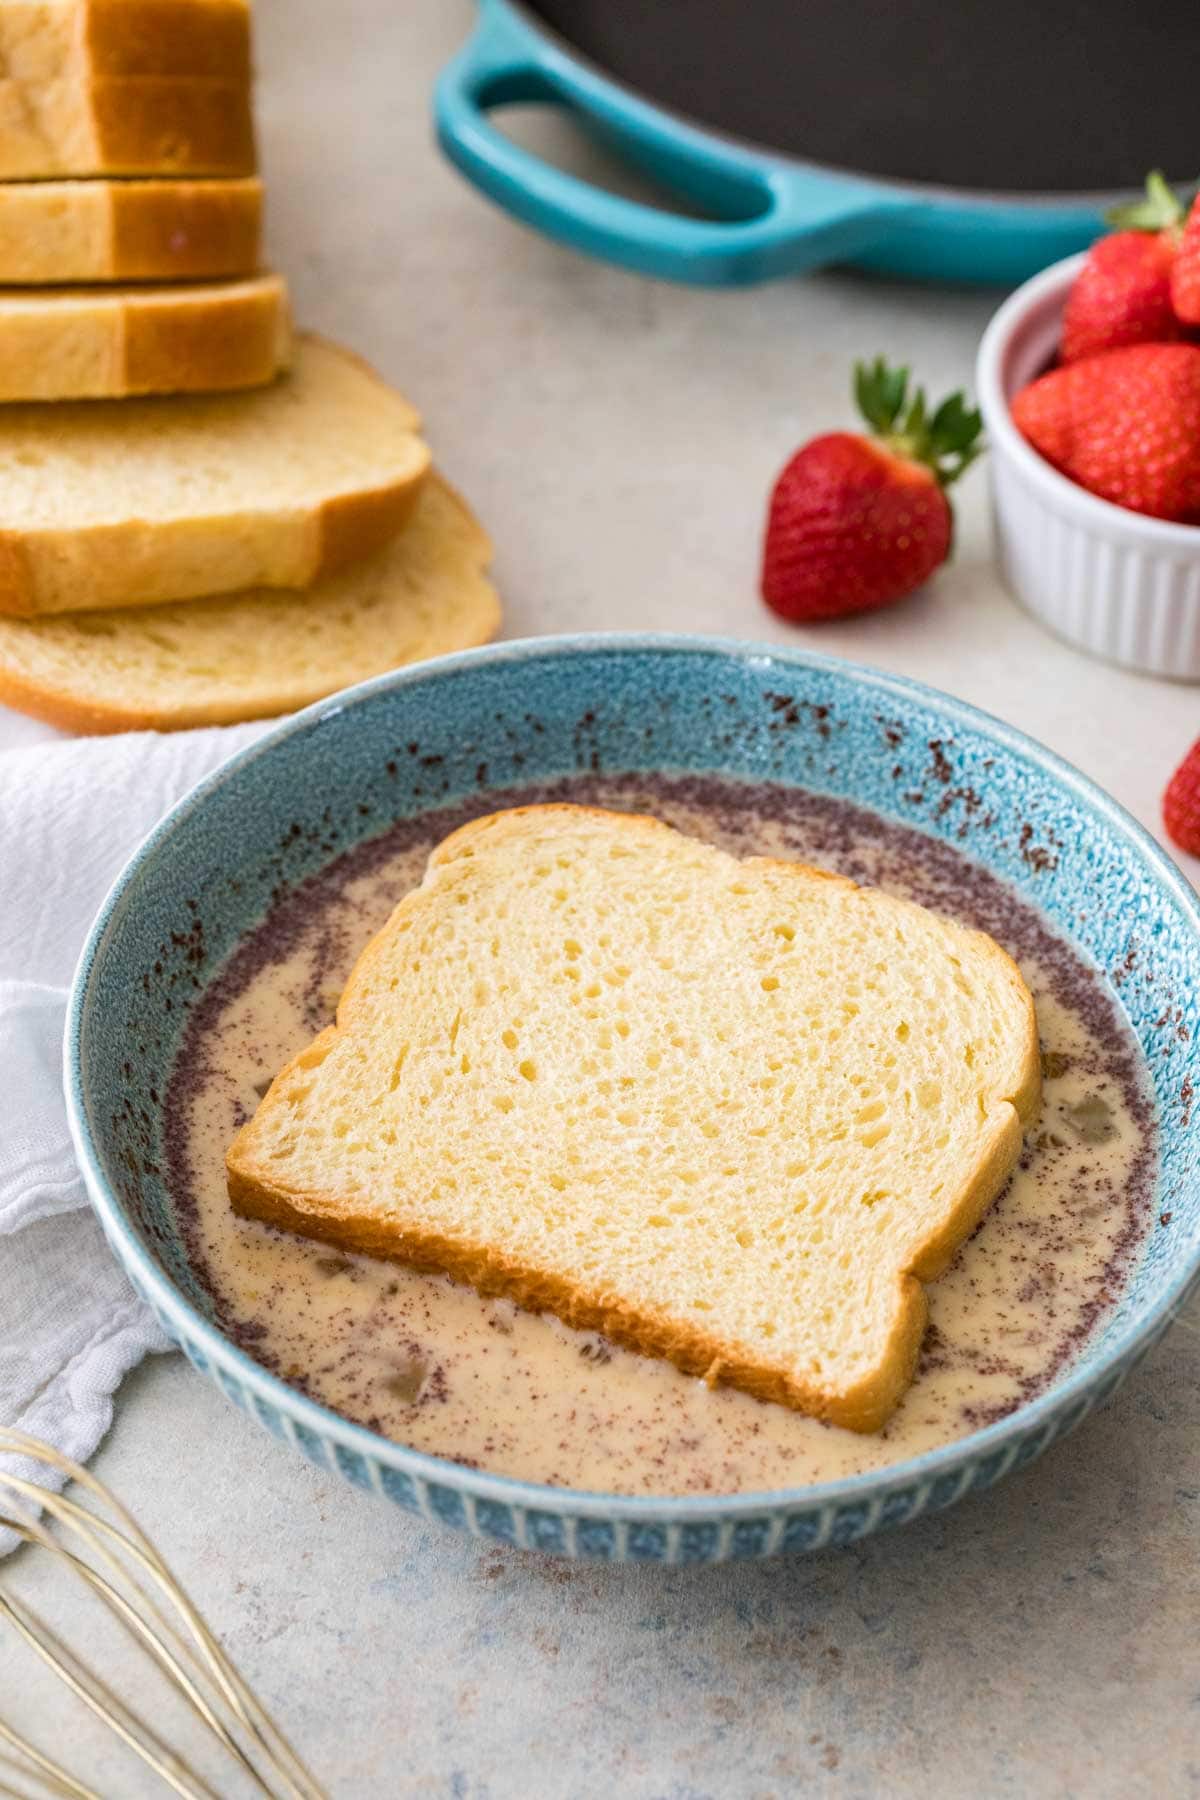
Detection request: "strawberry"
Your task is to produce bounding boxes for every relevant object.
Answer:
[1163,738,1200,857]
[1060,172,1189,364]
[1011,342,1200,523]
[761,359,983,623]
[1170,193,1200,325]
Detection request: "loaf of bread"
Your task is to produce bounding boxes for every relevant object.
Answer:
[0,74,255,176]
[0,334,429,615]
[0,473,499,732]
[0,272,288,399]
[0,0,251,80]
[227,805,1041,1432]
[0,177,262,282]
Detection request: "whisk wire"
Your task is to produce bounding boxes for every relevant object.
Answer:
[0,1718,99,1800]
[0,1583,215,1800]
[1,1504,278,1799]
[0,1431,327,1800]
[1,1430,322,1800]
[0,1464,315,1800]
[0,1728,99,1800]
[0,1760,84,1800]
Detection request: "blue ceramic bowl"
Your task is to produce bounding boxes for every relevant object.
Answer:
[67,637,1200,1563]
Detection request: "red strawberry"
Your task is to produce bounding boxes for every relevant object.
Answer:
[1060,172,1189,364]
[1011,343,1200,523]
[1164,738,1200,856]
[1060,235,1182,363]
[1170,193,1200,325]
[761,359,983,623]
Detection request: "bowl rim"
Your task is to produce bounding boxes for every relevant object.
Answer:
[975,252,1200,547]
[65,632,1200,1522]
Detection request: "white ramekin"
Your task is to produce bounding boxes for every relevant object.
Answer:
[976,254,1200,680]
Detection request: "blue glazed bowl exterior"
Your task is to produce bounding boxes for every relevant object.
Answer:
[66,637,1200,1561]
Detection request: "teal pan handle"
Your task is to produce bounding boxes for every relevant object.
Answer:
[434,0,904,285]
[434,0,1108,287]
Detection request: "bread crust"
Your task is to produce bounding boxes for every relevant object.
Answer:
[0,0,252,80]
[314,477,424,585]
[0,461,430,616]
[227,806,1042,1434]
[0,534,35,619]
[0,177,262,284]
[0,581,498,732]
[0,473,500,731]
[227,1158,925,1432]
[0,76,256,179]
[0,274,289,402]
[82,0,252,80]
[0,332,430,615]
[109,177,262,279]
[124,273,289,396]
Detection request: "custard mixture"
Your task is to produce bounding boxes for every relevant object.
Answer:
[167,774,1157,1495]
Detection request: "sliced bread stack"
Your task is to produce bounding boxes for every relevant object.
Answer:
[0,0,501,732]
[0,0,285,400]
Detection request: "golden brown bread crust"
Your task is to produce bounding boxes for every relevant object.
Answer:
[0,275,290,402]
[0,456,430,617]
[0,667,146,734]
[227,805,1042,1433]
[0,535,35,619]
[227,1154,926,1432]
[0,331,428,616]
[110,177,262,279]
[0,178,262,284]
[122,275,289,397]
[0,472,499,731]
[0,76,256,179]
[82,0,252,79]
[0,569,497,733]
[314,477,426,585]
[87,77,256,175]
[0,0,252,80]
[0,580,497,733]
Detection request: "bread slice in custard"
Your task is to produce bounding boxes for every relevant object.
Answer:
[227,805,1041,1431]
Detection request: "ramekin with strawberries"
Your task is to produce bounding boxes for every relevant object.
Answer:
[977,174,1200,681]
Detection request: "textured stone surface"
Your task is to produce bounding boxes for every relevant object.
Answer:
[6,1340,1199,1796]
[4,0,1200,1791]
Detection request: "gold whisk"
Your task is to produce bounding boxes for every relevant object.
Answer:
[0,1429,327,1800]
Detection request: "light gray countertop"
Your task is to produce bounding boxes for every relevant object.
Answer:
[3,2,1199,1793]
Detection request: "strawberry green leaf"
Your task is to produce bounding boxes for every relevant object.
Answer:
[854,358,908,434]
[853,358,983,486]
[1107,169,1189,233]
[929,394,984,459]
[905,387,929,441]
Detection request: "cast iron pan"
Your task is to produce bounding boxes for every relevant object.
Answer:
[526,0,1196,193]
[435,0,1198,285]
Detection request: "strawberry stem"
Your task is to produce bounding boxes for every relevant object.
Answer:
[853,357,984,488]
[1106,169,1189,233]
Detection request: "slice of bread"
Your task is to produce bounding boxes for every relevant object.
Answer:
[0,473,499,732]
[227,806,1041,1433]
[0,0,251,81]
[0,75,255,177]
[0,177,262,283]
[0,273,288,400]
[0,334,430,616]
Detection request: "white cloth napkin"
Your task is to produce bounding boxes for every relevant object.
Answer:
[0,720,267,1550]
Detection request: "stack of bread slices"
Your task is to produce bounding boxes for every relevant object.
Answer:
[0,0,499,733]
